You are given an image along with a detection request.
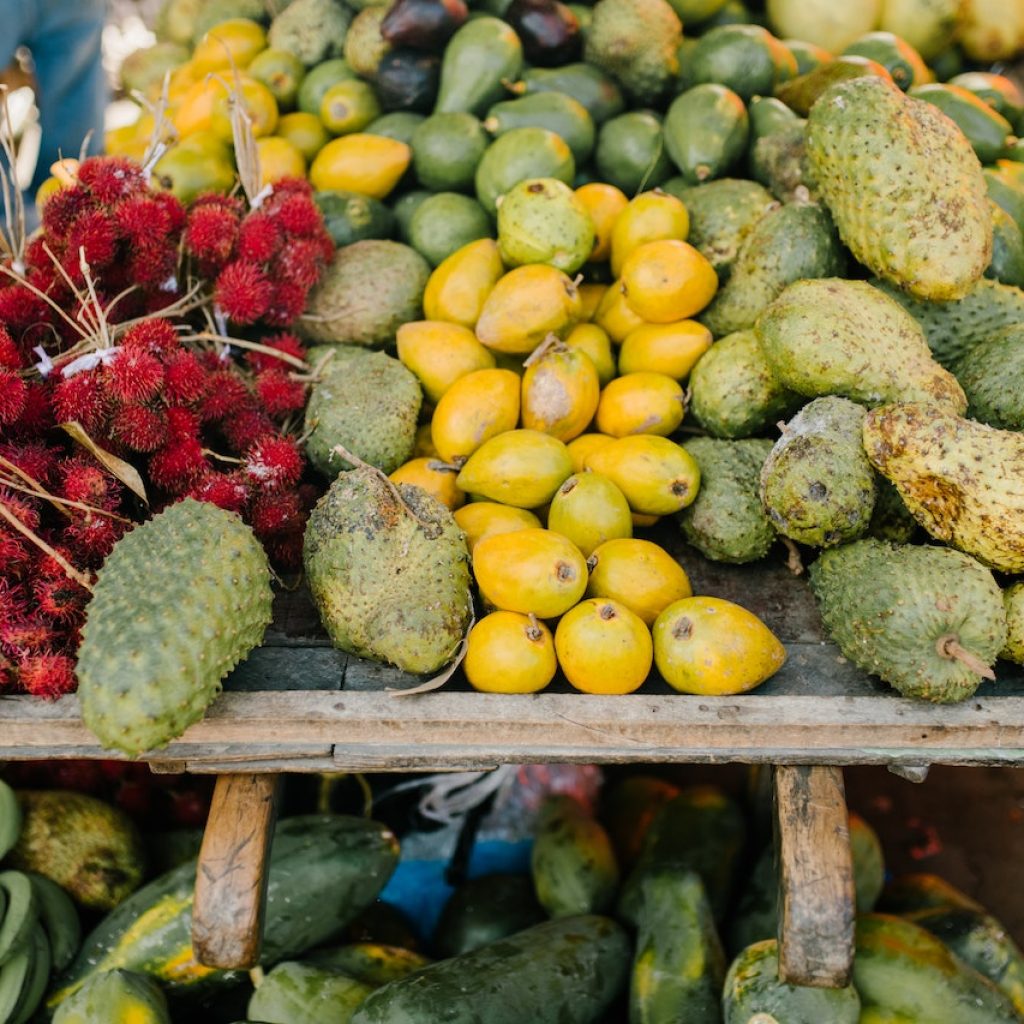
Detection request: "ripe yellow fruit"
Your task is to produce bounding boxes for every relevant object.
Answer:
[430,368,521,465]
[210,77,280,142]
[456,429,573,508]
[397,321,496,404]
[474,528,588,618]
[584,435,700,515]
[578,283,608,322]
[173,76,229,136]
[454,502,542,553]
[593,282,646,344]
[586,538,692,626]
[475,265,582,355]
[192,18,267,74]
[390,458,465,510]
[575,182,629,262]
[596,372,686,438]
[309,134,411,199]
[621,240,718,322]
[653,597,786,695]
[565,324,616,387]
[610,189,690,278]
[566,433,614,473]
[423,239,505,329]
[547,472,633,556]
[521,339,600,442]
[277,111,330,162]
[465,612,557,693]
[413,423,439,458]
[618,321,712,379]
[632,512,660,528]
[319,79,381,135]
[555,598,653,694]
[256,136,306,185]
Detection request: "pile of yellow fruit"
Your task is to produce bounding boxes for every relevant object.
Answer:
[390,186,787,697]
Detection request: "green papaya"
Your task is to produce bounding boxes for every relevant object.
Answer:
[485,91,595,164]
[516,63,626,125]
[949,72,1024,124]
[433,875,545,958]
[880,874,983,916]
[663,84,749,185]
[315,190,395,247]
[784,38,832,76]
[844,31,929,91]
[909,83,1013,164]
[750,122,813,202]
[53,969,171,1024]
[600,775,681,870]
[747,95,803,145]
[987,201,1024,288]
[303,944,430,986]
[434,17,524,116]
[594,111,673,195]
[247,962,374,1024]
[727,846,776,954]
[775,56,893,116]
[985,167,1024,234]
[690,24,797,101]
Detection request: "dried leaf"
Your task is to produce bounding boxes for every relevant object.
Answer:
[62,421,149,503]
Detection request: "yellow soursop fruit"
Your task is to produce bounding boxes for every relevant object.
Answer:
[76,500,273,755]
[1004,583,1024,666]
[303,464,472,674]
[809,538,1007,703]
[863,403,1024,574]
[756,278,967,412]
[806,76,991,301]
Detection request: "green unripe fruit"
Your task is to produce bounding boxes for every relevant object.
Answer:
[497,178,596,273]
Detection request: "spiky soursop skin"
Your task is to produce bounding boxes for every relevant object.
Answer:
[807,76,991,301]
[10,791,145,910]
[809,539,1007,703]
[680,438,775,563]
[760,397,876,548]
[953,324,1024,431]
[1004,584,1024,666]
[268,0,351,65]
[304,468,472,674]
[76,499,272,755]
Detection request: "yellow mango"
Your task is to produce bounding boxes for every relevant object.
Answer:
[413,423,439,458]
[547,472,632,557]
[173,76,229,136]
[255,136,305,185]
[610,189,690,278]
[593,282,646,344]
[584,435,700,516]
[390,457,465,510]
[565,324,616,387]
[192,18,267,74]
[555,598,653,694]
[209,76,279,142]
[473,528,588,618]
[618,321,712,379]
[397,320,496,404]
[595,372,686,437]
[653,596,786,695]
[465,611,557,694]
[578,283,609,322]
[454,502,542,554]
[586,537,692,626]
[277,111,330,163]
[521,339,600,442]
[423,239,506,329]
[456,429,573,508]
[475,265,582,355]
[309,134,410,199]
[567,433,615,473]
[621,239,718,322]
[430,368,521,465]
[575,182,629,262]
[632,512,660,528]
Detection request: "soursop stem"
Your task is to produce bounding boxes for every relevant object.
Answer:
[936,635,996,680]
[331,444,433,528]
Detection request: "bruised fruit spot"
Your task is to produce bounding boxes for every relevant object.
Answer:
[671,480,690,497]
[560,478,578,495]
[673,616,693,640]
[599,603,616,620]
[809,481,827,500]
[556,560,576,582]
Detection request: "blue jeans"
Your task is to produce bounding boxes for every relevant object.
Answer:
[0,0,107,194]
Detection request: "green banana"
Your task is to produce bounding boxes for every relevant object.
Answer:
[27,875,79,973]
[0,784,22,861]
[0,874,38,969]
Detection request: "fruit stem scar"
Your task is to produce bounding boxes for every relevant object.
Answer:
[936,634,995,680]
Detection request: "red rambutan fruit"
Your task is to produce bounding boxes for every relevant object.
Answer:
[116,194,170,242]
[200,370,250,422]
[32,576,87,623]
[106,347,164,403]
[163,351,208,405]
[0,616,57,654]
[245,332,306,373]
[192,192,244,215]
[149,437,208,492]
[110,403,167,452]
[66,512,125,563]
[60,458,118,509]
[16,653,77,698]
[215,261,273,324]
[277,238,326,291]
[250,489,304,536]
[255,369,306,417]
[0,368,27,424]
[152,190,187,233]
[272,192,323,238]
[52,373,107,431]
[165,405,199,440]
[0,531,30,574]
[0,284,49,334]
[36,544,80,579]
[121,318,180,355]
[186,471,250,515]
[0,441,57,485]
[270,177,313,199]
[127,238,180,291]
[14,382,53,435]
[268,530,305,571]
[77,155,147,205]
[185,205,239,269]
[0,326,22,369]
[66,210,118,270]
[0,490,41,531]
[263,281,308,327]
[221,407,275,453]
[243,436,303,492]
[237,212,282,263]
[41,185,92,237]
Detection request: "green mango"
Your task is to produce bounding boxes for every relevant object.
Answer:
[475,126,575,215]
[411,112,489,192]
[517,63,625,125]
[843,30,930,91]
[435,17,524,116]
[689,23,797,101]
[485,92,595,164]
[663,84,749,185]
[594,111,673,195]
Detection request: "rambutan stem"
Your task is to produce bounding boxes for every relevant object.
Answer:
[188,331,310,371]
[936,635,996,680]
[0,500,93,590]
[0,468,128,523]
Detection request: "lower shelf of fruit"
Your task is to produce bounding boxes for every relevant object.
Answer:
[1,545,1021,771]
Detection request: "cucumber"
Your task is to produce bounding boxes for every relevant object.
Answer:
[10,925,50,1024]
[690,24,797,101]
[316,190,396,248]
[600,776,680,870]
[853,914,1021,1024]
[48,816,399,1010]
[26,874,80,974]
[0,873,38,969]
[0,782,21,861]
[304,943,430,986]
[351,916,630,1024]
[247,962,374,1024]
[52,968,170,1024]
[517,64,625,125]
[664,84,749,186]
[630,869,725,1023]
[411,112,489,192]
[594,111,674,195]
[531,796,619,919]
[843,31,930,91]
[775,56,892,117]
[434,874,545,958]
[909,83,1013,164]
[949,72,1024,125]
[434,17,524,116]
[723,939,861,1024]
[485,92,596,164]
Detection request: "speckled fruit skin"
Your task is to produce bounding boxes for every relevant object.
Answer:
[807,76,991,301]
[76,500,272,755]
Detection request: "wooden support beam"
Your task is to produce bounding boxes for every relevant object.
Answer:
[774,765,855,988]
[192,773,280,969]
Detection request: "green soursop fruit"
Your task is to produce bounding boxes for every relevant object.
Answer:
[53,970,171,1024]
[9,791,145,910]
[269,0,352,66]
[689,330,802,438]
[76,500,272,755]
[699,201,844,338]
[304,464,472,673]
[304,347,421,478]
[193,0,269,40]
[871,277,1024,369]
[756,278,968,413]
[953,324,1024,430]
[868,478,918,544]
[750,123,816,203]
[584,0,682,102]
[680,438,775,563]
[806,75,991,301]
[301,241,431,348]
[760,397,876,547]
[809,539,1007,703]
[1004,583,1024,665]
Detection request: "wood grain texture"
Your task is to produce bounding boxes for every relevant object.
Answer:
[192,774,280,969]
[775,765,855,987]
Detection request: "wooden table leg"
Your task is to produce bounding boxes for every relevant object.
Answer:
[192,773,281,969]
[774,765,855,988]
